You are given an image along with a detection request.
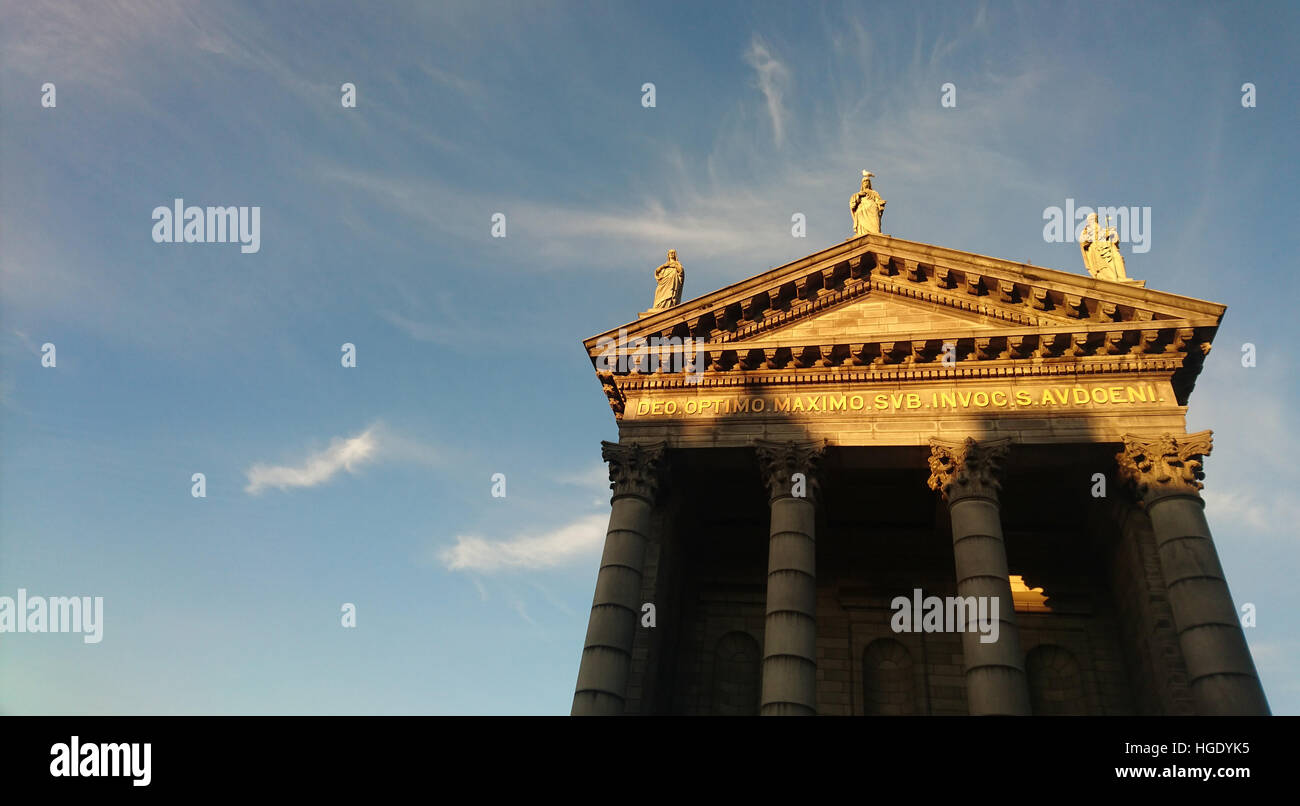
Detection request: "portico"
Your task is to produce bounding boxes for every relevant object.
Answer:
[571,230,1268,716]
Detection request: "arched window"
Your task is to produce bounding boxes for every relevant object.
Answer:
[711,632,761,715]
[1026,645,1089,715]
[862,638,916,715]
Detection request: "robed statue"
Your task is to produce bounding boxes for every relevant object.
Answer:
[651,249,684,309]
[1079,213,1133,283]
[850,170,886,236]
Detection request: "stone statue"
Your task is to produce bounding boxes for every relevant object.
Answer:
[651,249,684,310]
[1079,213,1132,282]
[850,170,886,236]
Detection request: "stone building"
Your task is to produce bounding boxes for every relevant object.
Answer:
[571,232,1269,716]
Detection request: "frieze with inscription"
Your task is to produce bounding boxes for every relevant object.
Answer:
[627,382,1168,419]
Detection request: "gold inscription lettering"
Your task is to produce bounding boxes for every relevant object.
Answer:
[627,381,1171,418]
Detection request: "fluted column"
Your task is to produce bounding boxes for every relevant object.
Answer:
[927,437,1031,715]
[756,440,825,716]
[1116,431,1269,715]
[571,440,666,716]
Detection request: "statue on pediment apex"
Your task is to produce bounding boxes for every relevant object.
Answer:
[850,170,886,237]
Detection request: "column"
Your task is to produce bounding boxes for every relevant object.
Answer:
[927,437,1032,715]
[1116,431,1270,715]
[571,440,666,716]
[756,440,825,716]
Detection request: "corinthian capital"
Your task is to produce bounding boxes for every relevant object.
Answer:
[600,440,666,501]
[1116,430,1212,501]
[755,440,826,502]
[927,437,1010,502]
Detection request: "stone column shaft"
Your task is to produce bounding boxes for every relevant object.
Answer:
[571,441,665,716]
[757,440,824,716]
[928,437,1032,715]
[1118,431,1269,715]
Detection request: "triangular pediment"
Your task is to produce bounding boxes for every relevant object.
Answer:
[584,233,1226,419]
[587,234,1224,352]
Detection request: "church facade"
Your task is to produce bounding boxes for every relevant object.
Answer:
[571,226,1269,716]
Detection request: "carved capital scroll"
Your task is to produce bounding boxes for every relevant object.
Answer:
[601,440,666,502]
[927,437,1011,502]
[1116,430,1212,501]
[755,440,826,503]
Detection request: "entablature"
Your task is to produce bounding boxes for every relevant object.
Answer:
[594,321,1215,419]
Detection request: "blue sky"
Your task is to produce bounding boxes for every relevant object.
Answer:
[1,0,1296,714]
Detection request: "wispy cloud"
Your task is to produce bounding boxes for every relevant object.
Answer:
[511,600,536,626]
[744,35,791,146]
[310,20,1067,291]
[316,163,778,269]
[380,310,454,344]
[377,296,528,351]
[556,463,609,489]
[439,512,607,572]
[244,426,380,495]
[1187,358,1297,543]
[528,581,578,618]
[556,463,611,507]
[418,62,482,97]
[9,329,44,358]
[1203,485,1300,538]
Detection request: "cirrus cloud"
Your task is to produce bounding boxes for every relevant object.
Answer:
[744,34,791,146]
